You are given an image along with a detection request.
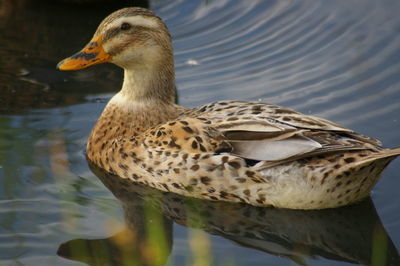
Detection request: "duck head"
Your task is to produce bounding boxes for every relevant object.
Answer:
[57,7,173,71]
[57,8,176,102]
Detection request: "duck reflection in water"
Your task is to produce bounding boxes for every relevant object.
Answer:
[57,163,400,266]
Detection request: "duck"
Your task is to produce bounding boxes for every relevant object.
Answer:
[57,7,400,209]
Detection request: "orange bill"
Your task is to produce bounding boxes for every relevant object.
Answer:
[57,35,111,71]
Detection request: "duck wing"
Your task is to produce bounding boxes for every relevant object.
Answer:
[183,101,381,165]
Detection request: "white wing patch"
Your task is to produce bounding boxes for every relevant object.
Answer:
[231,135,322,161]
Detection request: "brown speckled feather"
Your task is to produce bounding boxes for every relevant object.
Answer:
[86,99,399,209]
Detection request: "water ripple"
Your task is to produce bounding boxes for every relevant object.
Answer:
[155,0,400,140]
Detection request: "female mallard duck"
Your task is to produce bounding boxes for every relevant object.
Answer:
[57,7,400,209]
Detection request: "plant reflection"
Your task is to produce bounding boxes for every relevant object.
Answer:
[58,163,400,266]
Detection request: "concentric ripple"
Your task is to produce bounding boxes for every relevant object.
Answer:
[153,0,400,143]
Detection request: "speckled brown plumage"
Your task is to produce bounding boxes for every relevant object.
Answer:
[59,7,400,209]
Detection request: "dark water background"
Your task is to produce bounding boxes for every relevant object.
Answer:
[0,0,399,265]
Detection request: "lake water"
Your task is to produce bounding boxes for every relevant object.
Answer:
[0,0,399,265]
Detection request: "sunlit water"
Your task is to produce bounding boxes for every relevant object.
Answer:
[0,0,399,265]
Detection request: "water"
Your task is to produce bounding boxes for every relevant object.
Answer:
[0,0,399,265]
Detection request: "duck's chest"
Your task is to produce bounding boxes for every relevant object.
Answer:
[86,102,183,165]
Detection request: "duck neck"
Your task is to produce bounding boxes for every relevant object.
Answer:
[119,55,176,104]
[98,48,179,129]
[101,58,180,132]
[87,61,183,163]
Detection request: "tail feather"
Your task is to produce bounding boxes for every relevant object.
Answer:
[335,147,400,205]
[353,147,400,166]
[383,147,400,157]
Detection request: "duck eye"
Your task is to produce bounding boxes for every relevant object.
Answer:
[120,23,131,30]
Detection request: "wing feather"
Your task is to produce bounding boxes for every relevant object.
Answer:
[182,101,382,165]
[231,135,322,161]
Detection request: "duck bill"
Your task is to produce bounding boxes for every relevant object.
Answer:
[57,35,111,71]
